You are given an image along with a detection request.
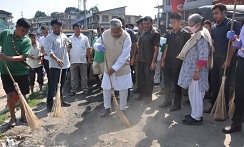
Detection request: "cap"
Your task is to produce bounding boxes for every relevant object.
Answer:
[125,23,134,29]
[136,18,143,24]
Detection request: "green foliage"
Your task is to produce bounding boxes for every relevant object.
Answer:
[34,11,47,18]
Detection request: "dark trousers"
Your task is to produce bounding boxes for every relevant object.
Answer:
[47,68,67,104]
[232,58,244,124]
[210,57,230,108]
[137,62,155,100]
[163,67,182,106]
[28,66,44,86]
[43,59,50,88]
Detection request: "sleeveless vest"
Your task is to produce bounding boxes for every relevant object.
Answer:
[103,29,131,77]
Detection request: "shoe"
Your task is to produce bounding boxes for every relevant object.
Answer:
[61,101,71,107]
[182,116,202,125]
[83,89,89,95]
[19,117,27,124]
[100,108,112,117]
[185,114,203,122]
[183,99,190,104]
[135,96,143,101]
[132,88,138,93]
[154,83,160,86]
[47,103,53,112]
[69,92,76,96]
[159,100,172,108]
[169,105,181,112]
[8,118,17,127]
[222,123,242,134]
[203,106,213,113]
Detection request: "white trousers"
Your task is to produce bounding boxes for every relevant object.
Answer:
[188,80,205,121]
[103,89,128,110]
[154,61,164,89]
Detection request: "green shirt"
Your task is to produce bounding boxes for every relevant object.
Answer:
[92,36,104,63]
[0,29,31,76]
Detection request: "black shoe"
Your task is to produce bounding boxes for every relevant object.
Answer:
[61,101,71,107]
[100,108,112,117]
[169,105,181,112]
[185,114,203,122]
[203,106,213,113]
[19,117,27,124]
[135,96,143,101]
[159,100,171,108]
[69,92,76,96]
[47,103,53,112]
[222,123,242,134]
[182,116,202,125]
[132,88,138,93]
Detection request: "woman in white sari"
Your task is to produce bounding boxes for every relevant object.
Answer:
[178,14,212,125]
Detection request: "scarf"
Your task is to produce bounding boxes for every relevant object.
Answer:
[177,28,213,69]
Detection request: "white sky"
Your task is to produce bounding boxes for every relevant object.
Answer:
[0,0,162,22]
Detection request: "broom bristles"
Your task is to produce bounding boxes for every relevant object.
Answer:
[52,83,64,117]
[14,83,41,130]
[210,77,228,120]
[228,92,235,118]
[112,91,130,127]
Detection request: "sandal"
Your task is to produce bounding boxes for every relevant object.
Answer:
[19,117,27,124]
[8,118,17,127]
[69,92,76,96]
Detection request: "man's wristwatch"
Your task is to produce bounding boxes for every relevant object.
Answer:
[195,69,200,72]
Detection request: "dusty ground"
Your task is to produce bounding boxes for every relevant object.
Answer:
[0,79,244,147]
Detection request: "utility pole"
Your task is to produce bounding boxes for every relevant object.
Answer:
[83,0,87,29]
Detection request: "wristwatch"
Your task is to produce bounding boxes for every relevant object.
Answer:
[195,69,200,72]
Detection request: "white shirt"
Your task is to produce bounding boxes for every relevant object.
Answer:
[44,32,70,69]
[38,36,49,60]
[26,42,42,68]
[69,34,90,64]
[94,32,133,90]
[157,37,166,61]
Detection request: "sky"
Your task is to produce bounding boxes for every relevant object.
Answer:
[0,0,162,22]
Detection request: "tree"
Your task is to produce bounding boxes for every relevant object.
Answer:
[65,7,80,14]
[34,11,47,18]
[89,6,99,13]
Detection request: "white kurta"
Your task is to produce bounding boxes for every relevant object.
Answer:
[94,33,133,91]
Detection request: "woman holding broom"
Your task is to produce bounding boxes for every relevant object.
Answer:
[177,14,212,125]
[222,24,244,134]
[0,18,31,127]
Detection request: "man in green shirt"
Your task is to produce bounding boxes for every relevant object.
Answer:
[0,18,31,127]
[92,27,105,86]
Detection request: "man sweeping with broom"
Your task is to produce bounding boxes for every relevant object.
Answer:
[94,19,133,117]
[222,24,244,134]
[0,18,31,127]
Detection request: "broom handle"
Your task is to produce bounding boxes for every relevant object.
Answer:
[58,38,67,84]
[223,0,237,76]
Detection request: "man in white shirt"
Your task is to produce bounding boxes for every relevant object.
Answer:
[27,33,44,93]
[44,19,71,112]
[38,26,49,78]
[94,19,132,117]
[69,23,91,96]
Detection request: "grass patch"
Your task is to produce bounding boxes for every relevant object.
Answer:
[0,113,10,125]
[27,84,48,107]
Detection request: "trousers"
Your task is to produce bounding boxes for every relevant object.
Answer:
[103,89,128,110]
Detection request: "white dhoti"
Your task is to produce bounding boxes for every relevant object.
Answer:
[188,80,205,121]
[102,72,133,110]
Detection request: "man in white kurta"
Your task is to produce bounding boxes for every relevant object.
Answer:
[94,19,133,117]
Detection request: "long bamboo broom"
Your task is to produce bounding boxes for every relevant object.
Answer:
[3,61,41,130]
[100,31,131,127]
[210,0,237,120]
[51,38,67,117]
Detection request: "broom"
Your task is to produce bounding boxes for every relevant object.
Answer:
[3,61,41,130]
[100,31,131,127]
[51,38,67,117]
[210,0,237,120]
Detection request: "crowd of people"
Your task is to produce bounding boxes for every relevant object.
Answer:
[0,3,243,134]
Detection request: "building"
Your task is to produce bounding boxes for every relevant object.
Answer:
[74,6,141,29]
[0,10,13,30]
[52,12,78,30]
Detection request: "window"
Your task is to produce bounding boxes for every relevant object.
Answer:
[166,0,171,5]
[102,15,109,22]
[112,16,118,19]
